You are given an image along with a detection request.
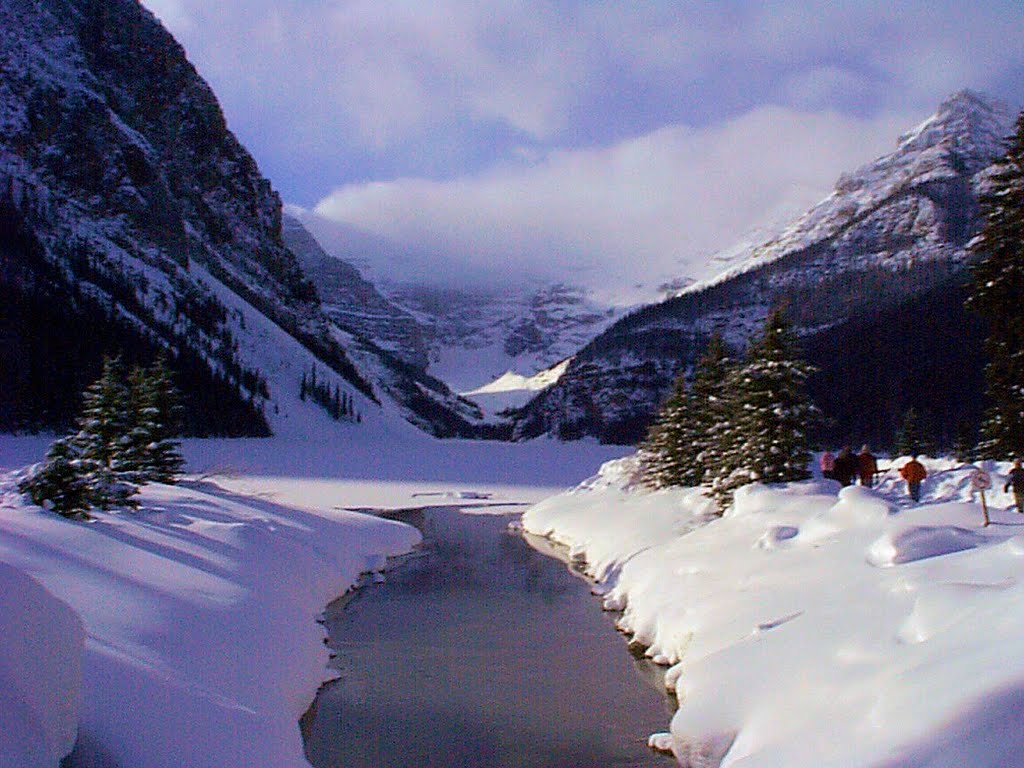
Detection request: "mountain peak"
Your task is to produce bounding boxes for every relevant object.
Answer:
[895,89,1013,168]
[938,88,1006,114]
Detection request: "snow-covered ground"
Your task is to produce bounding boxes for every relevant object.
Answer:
[524,454,1024,768]
[0,433,623,768]
[11,423,1024,768]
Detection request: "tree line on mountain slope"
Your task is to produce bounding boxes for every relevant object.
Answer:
[0,193,272,437]
[638,110,1024,502]
[300,365,362,423]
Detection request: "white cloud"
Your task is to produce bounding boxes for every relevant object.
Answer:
[313,106,914,302]
[139,0,1023,210]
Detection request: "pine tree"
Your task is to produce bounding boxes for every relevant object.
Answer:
[690,334,734,486]
[638,374,698,488]
[638,334,735,489]
[967,112,1024,459]
[73,357,133,475]
[135,356,185,483]
[708,310,817,511]
[19,356,188,515]
[71,358,139,509]
[893,407,922,456]
[17,438,93,518]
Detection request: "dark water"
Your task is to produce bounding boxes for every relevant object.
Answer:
[302,505,676,768]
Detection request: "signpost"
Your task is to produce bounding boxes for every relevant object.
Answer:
[971,469,992,527]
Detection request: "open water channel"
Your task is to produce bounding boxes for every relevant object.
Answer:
[302,504,676,768]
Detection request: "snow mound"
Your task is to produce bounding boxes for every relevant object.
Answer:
[0,561,83,768]
[868,524,989,568]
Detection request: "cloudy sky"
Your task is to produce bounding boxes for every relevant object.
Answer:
[142,1,1024,296]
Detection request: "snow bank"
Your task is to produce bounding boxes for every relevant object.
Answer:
[524,457,1024,768]
[0,468,419,768]
[0,432,619,767]
[0,561,83,768]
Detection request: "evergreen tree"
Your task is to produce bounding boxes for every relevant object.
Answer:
[893,407,922,456]
[73,357,133,474]
[638,334,734,489]
[690,334,734,487]
[134,356,185,483]
[638,374,698,488]
[708,310,817,511]
[967,112,1024,459]
[18,356,187,516]
[17,438,93,518]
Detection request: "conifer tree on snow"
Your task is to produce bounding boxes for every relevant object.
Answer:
[75,357,132,473]
[893,407,923,457]
[967,111,1024,459]
[708,310,817,511]
[638,374,698,488]
[19,356,185,516]
[690,334,735,488]
[66,357,139,511]
[18,438,93,518]
[129,356,185,484]
[639,334,733,489]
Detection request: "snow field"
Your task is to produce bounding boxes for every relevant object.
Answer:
[0,458,419,767]
[523,455,1024,768]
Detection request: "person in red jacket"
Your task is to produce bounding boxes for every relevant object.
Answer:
[857,445,878,487]
[820,450,835,480]
[900,455,927,502]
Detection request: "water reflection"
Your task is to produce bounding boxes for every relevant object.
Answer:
[303,506,675,768]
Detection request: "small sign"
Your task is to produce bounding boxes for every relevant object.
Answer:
[971,469,992,491]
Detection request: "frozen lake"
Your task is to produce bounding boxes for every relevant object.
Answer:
[303,504,675,767]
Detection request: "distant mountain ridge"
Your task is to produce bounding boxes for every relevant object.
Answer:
[290,207,621,395]
[514,90,1015,447]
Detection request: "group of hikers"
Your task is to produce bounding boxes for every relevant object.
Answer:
[819,446,928,501]
[820,448,1024,511]
[820,446,882,488]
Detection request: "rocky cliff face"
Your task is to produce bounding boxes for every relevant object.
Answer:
[0,0,483,437]
[514,91,1014,446]
[281,213,431,371]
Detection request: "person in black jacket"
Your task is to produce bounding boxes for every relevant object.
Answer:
[1005,459,1024,514]
[833,446,858,487]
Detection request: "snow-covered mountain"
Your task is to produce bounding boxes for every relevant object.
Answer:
[515,91,1015,446]
[0,0,484,438]
[392,281,618,392]
[291,207,623,395]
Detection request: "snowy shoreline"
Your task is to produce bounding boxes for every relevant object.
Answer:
[0,470,421,768]
[0,434,622,767]
[523,454,1024,767]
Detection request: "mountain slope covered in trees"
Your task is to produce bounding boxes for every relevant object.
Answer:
[0,0,484,438]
